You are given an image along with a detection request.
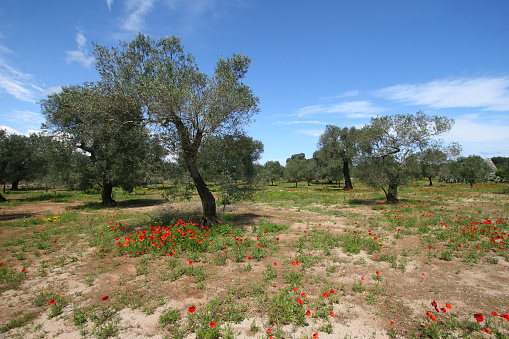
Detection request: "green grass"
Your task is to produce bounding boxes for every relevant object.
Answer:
[0,181,508,338]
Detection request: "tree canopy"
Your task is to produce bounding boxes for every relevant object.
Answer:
[357,111,455,202]
[40,83,162,204]
[93,34,259,223]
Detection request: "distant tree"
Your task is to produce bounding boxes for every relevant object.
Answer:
[492,157,509,181]
[357,111,455,203]
[301,158,319,185]
[313,149,341,186]
[0,133,44,191]
[284,154,316,187]
[40,83,158,204]
[285,155,306,188]
[198,132,263,185]
[450,155,492,188]
[418,144,461,186]
[263,161,284,186]
[94,33,259,224]
[0,130,8,201]
[317,125,359,189]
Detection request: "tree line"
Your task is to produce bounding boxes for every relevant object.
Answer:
[1,34,507,218]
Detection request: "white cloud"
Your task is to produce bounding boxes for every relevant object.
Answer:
[336,90,359,98]
[296,100,384,117]
[0,43,38,102]
[273,120,328,125]
[0,125,26,136]
[65,27,95,68]
[297,130,324,137]
[122,0,156,32]
[443,117,509,143]
[5,110,45,124]
[375,77,509,111]
[107,0,114,11]
[40,86,62,97]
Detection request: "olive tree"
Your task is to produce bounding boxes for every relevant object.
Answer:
[263,161,284,186]
[40,83,160,204]
[316,125,359,189]
[358,111,455,203]
[450,155,492,188]
[94,34,259,224]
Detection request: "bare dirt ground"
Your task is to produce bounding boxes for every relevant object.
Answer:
[0,194,508,338]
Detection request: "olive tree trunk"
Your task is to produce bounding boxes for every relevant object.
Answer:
[101,181,116,205]
[343,159,353,190]
[186,161,219,225]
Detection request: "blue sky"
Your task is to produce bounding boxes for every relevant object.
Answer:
[1,0,508,164]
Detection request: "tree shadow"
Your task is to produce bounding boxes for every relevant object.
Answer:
[0,212,34,222]
[72,198,166,211]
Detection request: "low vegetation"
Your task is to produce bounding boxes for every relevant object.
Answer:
[0,180,508,338]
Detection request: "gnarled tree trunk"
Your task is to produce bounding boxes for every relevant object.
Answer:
[0,193,6,202]
[187,161,219,225]
[11,180,19,191]
[343,159,353,190]
[101,181,116,205]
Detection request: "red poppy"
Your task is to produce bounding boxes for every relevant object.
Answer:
[306,310,311,316]
[49,299,55,305]
[274,262,278,266]
[301,293,307,297]
[492,311,499,316]
[188,306,196,313]
[474,313,484,322]
[296,299,304,305]
[266,329,273,333]
[248,256,252,260]
[445,303,452,309]
[0,263,2,267]
[430,314,436,322]
[21,268,26,273]
[313,333,319,339]
[390,321,394,326]
[293,287,298,292]
[330,311,335,317]
[481,328,492,334]
[209,321,216,328]
[323,292,329,298]
[361,276,365,280]
[102,296,109,301]
[375,270,380,275]
[431,300,437,307]
[440,308,446,313]
[500,313,509,321]
[189,260,193,265]
[330,289,335,293]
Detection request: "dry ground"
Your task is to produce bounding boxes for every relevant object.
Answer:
[0,186,508,339]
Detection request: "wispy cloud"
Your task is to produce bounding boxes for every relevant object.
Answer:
[274,120,328,125]
[5,110,45,124]
[106,0,114,11]
[122,0,156,32]
[375,77,509,111]
[443,116,509,143]
[296,100,384,118]
[336,90,359,98]
[0,43,38,102]
[297,130,324,137]
[65,27,95,68]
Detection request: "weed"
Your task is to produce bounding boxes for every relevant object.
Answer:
[159,308,180,327]
[0,312,38,333]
